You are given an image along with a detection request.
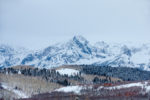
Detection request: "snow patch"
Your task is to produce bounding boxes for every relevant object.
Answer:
[1,83,28,98]
[106,82,145,90]
[18,70,21,74]
[55,86,83,94]
[99,82,150,93]
[56,68,79,76]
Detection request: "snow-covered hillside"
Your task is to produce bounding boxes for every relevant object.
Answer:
[55,81,150,95]
[1,35,150,71]
[56,68,79,76]
[1,83,28,98]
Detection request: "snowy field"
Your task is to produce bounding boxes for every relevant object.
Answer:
[55,81,150,94]
[1,83,28,98]
[56,68,79,76]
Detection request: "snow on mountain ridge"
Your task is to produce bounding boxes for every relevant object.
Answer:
[1,36,150,70]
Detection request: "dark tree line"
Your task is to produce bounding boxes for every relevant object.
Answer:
[81,65,150,81]
[93,76,112,84]
[1,65,150,85]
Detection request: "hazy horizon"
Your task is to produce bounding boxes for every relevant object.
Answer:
[0,0,150,50]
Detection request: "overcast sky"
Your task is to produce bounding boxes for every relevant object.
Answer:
[0,0,150,49]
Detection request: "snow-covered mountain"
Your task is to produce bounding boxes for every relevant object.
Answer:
[1,35,150,70]
[0,44,31,68]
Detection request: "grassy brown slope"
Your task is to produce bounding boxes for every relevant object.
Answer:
[0,73,62,97]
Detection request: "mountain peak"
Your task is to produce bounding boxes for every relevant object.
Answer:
[72,35,88,44]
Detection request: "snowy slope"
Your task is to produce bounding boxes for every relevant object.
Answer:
[56,68,79,76]
[1,83,28,98]
[55,86,83,94]
[1,35,150,71]
[0,44,32,68]
[55,81,150,95]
